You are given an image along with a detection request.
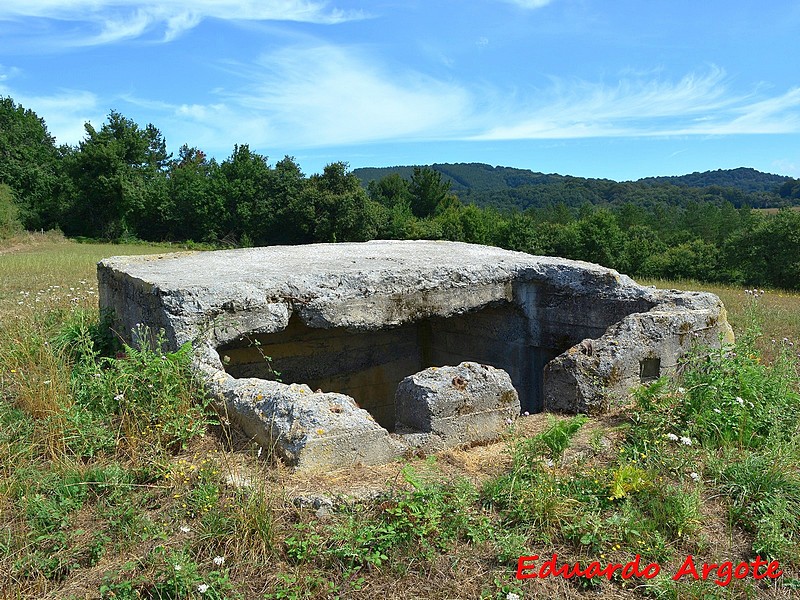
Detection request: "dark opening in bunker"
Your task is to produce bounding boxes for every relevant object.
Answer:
[639,357,661,382]
[216,302,567,430]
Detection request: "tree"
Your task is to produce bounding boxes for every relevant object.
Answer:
[367,173,412,209]
[574,208,625,270]
[409,167,455,218]
[166,145,223,242]
[214,144,274,244]
[301,162,378,243]
[64,111,171,238]
[0,96,64,229]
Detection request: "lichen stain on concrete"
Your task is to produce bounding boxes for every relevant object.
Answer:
[98,240,734,471]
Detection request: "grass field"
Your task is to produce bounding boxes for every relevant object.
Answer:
[2,235,800,599]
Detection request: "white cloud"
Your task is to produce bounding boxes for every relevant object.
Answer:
[0,84,104,144]
[0,64,22,81]
[498,0,554,9]
[217,44,474,147]
[0,1,363,45]
[473,68,800,140]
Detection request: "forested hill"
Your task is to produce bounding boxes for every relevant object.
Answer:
[636,167,790,193]
[353,163,795,212]
[353,163,572,192]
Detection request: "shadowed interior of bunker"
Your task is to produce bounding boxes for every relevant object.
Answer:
[216,302,570,430]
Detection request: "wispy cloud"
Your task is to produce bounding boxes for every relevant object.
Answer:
[0,1,363,45]
[206,44,473,147]
[6,52,799,157]
[474,68,800,140]
[0,84,104,144]
[497,0,555,9]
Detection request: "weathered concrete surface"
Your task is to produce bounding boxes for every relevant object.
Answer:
[98,240,734,471]
[543,290,732,414]
[395,362,520,450]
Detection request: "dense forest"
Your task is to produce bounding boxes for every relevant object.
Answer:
[353,163,798,212]
[2,95,800,289]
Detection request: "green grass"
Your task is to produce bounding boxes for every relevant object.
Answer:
[1,235,800,598]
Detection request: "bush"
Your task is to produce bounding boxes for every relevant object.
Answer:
[0,183,22,238]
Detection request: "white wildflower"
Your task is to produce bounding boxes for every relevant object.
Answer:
[179,525,191,533]
[213,556,225,567]
[677,387,686,394]
[680,436,693,446]
[506,593,521,600]
[197,584,209,594]
[665,433,679,441]
[713,408,721,414]
[174,564,182,571]
[114,393,124,402]
[689,472,700,482]
[735,396,744,406]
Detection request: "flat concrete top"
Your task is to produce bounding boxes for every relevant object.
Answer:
[98,240,636,298]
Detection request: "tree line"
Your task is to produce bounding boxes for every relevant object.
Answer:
[2,96,800,290]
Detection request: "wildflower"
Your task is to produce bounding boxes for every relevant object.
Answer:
[174,564,182,571]
[680,436,693,446]
[689,472,700,482]
[735,396,744,406]
[713,408,721,414]
[197,584,209,594]
[676,387,686,394]
[665,433,679,441]
[179,525,191,533]
[114,393,124,401]
[506,593,521,600]
[213,556,225,567]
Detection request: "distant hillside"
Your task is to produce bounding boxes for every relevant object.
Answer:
[354,163,576,193]
[354,163,788,194]
[635,167,790,193]
[353,163,794,212]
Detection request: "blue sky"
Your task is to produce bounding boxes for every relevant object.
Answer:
[1,0,799,180]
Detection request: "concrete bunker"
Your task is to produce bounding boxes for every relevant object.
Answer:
[97,240,735,471]
[215,303,564,429]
